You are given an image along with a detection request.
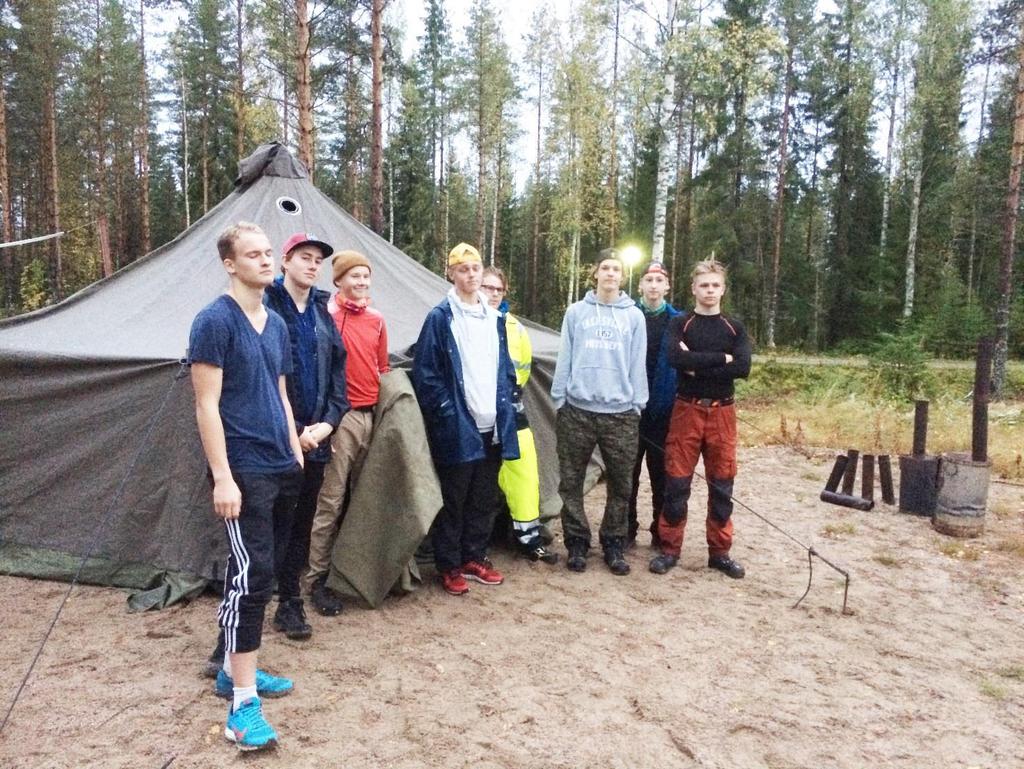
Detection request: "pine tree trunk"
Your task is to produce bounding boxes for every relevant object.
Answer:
[807,119,821,351]
[766,41,794,349]
[369,0,384,234]
[530,52,543,315]
[137,0,151,254]
[180,70,190,228]
[474,20,486,248]
[235,0,245,163]
[295,0,314,175]
[608,0,620,243]
[968,46,993,303]
[43,83,62,299]
[992,29,1024,395]
[491,141,501,266]
[0,71,14,310]
[94,0,113,278]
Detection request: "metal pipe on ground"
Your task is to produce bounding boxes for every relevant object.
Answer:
[819,490,874,511]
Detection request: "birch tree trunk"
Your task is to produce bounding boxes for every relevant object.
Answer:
[369,0,385,234]
[903,146,923,318]
[992,26,1024,395]
[295,0,314,175]
[651,0,678,265]
[878,0,907,285]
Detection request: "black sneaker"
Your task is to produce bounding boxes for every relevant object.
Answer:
[522,544,560,565]
[273,598,313,640]
[708,554,745,579]
[603,544,630,576]
[311,576,345,616]
[566,541,587,573]
[649,553,678,574]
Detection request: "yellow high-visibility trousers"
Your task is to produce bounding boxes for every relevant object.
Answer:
[498,426,540,523]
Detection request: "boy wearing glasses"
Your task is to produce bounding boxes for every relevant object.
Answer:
[481,266,558,564]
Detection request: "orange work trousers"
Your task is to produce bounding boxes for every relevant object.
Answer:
[657,399,737,557]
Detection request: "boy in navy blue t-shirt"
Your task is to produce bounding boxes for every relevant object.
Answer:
[188,221,304,752]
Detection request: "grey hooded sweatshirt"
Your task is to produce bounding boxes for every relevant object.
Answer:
[551,289,649,414]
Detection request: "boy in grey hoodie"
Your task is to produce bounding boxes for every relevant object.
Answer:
[552,249,648,575]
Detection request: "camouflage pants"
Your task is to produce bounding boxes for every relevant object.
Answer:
[556,403,640,549]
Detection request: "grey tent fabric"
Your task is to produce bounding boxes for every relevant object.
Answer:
[0,142,564,608]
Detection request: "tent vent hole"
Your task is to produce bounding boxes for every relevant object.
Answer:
[277,196,301,215]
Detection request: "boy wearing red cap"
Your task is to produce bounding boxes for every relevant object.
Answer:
[304,249,390,615]
[262,233,349,637]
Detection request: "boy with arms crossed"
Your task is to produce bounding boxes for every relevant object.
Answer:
[650,258,751,579]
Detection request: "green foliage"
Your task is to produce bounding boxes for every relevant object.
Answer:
[867,331,935,402]
[19,259,50,312]
[917,273,992,358]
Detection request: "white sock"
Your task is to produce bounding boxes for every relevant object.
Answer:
[233,685,257,711]
[222,655,232,677]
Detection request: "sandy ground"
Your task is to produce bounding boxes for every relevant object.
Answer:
[2,445,1023,769]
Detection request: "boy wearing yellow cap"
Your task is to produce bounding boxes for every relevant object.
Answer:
[412,243,521,595]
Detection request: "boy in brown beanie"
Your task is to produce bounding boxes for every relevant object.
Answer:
[304,249,390,615]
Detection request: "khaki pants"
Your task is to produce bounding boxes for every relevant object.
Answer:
[303,409,374,590]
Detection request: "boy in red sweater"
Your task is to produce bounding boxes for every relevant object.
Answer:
[304,250,390,614]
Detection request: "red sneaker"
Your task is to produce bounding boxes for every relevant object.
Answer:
[441,568,470,595]
[461,560,504,585]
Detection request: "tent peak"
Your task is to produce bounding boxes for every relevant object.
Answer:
[236,142,308,186]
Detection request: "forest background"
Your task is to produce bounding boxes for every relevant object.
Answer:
[1,0,1023,392]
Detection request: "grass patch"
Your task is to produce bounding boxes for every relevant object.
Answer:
[873,551,901,568]
[998,666,1024,681]
[979,679,1009,700]
[822,522,856,538]
[938,541,984,561]
[739,362,1024,479]
[990,499,1023,521]
[992,534,1024,558]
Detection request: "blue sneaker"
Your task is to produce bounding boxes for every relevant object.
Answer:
[225,697,278,751]
[214,668,294,699]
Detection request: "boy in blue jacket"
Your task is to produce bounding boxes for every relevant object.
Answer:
[412,243,520,596]
[628,261,683,547]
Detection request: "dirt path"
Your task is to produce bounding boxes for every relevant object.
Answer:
[2,446,1023,769]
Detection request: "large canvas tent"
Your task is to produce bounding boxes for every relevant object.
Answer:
[0,143,563,608]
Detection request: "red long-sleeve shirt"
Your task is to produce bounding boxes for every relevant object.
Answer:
[331,301,389,408]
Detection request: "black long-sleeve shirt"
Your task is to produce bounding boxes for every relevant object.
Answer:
[666,313,751,400]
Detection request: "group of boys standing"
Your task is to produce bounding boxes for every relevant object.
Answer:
[188,222,750,752]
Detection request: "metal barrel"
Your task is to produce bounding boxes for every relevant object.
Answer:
[933,452,991,538]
